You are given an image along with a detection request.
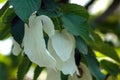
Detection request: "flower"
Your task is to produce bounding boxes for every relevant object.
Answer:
[12,14,56,68]
[47,29,77,79]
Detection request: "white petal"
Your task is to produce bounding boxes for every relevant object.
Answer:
[40,15,55,37]
[12,39,22,56]
[48,39,63,69]
[23,15,56,68]
[61,50,77,75]
[48,38,77,75]
[51,29,75,61]
[28,14,36,27]
[46,68,61,80]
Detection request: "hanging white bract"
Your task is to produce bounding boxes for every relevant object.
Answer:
[47,29,77,76]
[12,14,80,80]
[13,14,56,68]
[12,39,22,56]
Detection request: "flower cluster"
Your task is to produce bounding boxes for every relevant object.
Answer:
[12,14,92,80]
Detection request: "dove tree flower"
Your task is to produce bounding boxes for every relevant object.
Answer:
[12,14,56,68]
[46,29,78,80]
[13,14,78,80]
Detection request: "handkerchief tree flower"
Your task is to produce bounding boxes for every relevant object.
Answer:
[7,0,120,80]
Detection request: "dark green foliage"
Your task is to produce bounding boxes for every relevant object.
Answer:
[61,72,68,80]
[76,36,88,55]
[33,66,44,80]
[84,49,106,80]
[0,63,8,80]
[9,0,41,22]
[0,2,15,40]
[17,56,32,80]
[61,4,89,19]
[101,60,120,76]
[11,16,24,44]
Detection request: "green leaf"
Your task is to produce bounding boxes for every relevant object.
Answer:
[76,36,88,55]
[61,4,89,19]
[84,49,105,80]
[61,72,68,80]
[100,60,119,76]
[0,2,9,17]
[11,16,24,44]
[0,63,8,80]
[17,56,32,80]
[61,14,90,41]
[0,22,10,40]
[88,33,120,63]
[33,66,44,80]
[9,0,41,22]
[0,0,7,3]
[37,0,61,17]
[0,6,15,40]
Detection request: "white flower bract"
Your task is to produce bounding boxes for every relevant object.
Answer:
[48,29,77,75]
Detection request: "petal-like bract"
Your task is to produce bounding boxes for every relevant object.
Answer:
[40,15,55,37]
[12,39,22,56]
[48,29,77,75]
[50,29,75,61]
[23,15,56,68]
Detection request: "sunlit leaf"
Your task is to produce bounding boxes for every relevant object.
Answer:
[0,2,8,17]
[0,0,7,3]
[100,60,119,76]
[88,33,120,63]
[0,6,15,40]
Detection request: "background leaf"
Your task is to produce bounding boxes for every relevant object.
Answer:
[0,4,15,40]
[88,33,120,63]
[0,63,8,80]
[61,4,89,19]
[100,60,120,76]
[76,36,88,55]
[11,16,24,44]
[33,66,44,80]
[37,0,61,17]
[61,14,90,41]
[17,56,32,80]
[84,49,106,80]
[9,0,41,22]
